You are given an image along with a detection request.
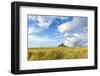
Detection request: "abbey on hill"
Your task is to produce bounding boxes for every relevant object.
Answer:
[58,43,66,47]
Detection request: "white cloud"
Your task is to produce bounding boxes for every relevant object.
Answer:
[63,32,87,47]
[57,22,72,32]
[28,27,43,34]
[64,34,79,47]
[28,16,58,33]
[64,40,74,47]
[37,16,47,27]
[72,17,86,26]
[28,16,55,31]
[28,34,57,42]
[28,28,34,34]
[64,33,69,37]
[37,16,55,28]
[58,17,87,33]
[28,15,37,21]
[28,34,58,48]
[73,33,80,38]
[57,16,69,21]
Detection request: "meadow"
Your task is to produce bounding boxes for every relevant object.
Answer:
[28,47,88,61]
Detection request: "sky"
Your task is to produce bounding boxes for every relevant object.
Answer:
[28,15,88,48]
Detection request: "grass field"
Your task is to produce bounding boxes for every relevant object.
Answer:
[28,47,88,61]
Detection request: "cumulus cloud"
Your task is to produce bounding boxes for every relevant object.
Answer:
[37,16,70,28]
[58,17,87,33]
[37,16,55,28]
[28,16,55,33]
[57,22,72,32]
[63,32,88,47]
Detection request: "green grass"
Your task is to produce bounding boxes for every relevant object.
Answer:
[28,47,88,61]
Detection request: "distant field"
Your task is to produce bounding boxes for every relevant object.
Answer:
[28,47,88,61]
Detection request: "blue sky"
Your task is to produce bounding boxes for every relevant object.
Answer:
[28,15,88,48]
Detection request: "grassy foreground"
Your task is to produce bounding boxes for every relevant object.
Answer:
[28,47,88,61]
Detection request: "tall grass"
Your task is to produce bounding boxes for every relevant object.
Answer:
[28,47,88,61]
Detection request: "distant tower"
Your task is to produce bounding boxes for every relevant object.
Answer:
[58,43,66,47]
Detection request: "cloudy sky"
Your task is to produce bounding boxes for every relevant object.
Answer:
[28,15,88,48]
